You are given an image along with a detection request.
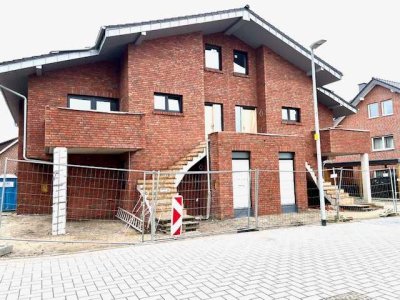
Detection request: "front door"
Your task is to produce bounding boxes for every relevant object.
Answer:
[279,154,297,213]
[232,154,250,217]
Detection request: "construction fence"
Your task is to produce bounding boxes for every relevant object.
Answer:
[0,158,398,257]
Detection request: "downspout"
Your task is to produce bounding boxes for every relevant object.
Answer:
[0,84,40,162]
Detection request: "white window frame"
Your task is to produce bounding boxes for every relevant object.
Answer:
[372,135,394,151]
[381,99,394,116]
[235,106,257,133]
[368,102,379,119]
[205,103,223,135]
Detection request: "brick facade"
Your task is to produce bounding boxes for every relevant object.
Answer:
[337,85,400,163]
[209,132,308,218]
[16,31,359,219]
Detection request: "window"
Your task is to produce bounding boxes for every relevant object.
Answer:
[153,93,182,113]
[235,106,257,133]
[368,103,379,118]
[68,95,119,112]
[372,136,394,151]
[282,107,300,122]
[205,103,223,135]
[382,99,393,116]
[233,50,248,75]
[205,44,221,70]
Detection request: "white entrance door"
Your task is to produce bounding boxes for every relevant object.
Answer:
[279,159,296,206]
[232,159,250,209]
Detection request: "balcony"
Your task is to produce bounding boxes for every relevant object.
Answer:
[45,107,145,154]
[320,127,370,156]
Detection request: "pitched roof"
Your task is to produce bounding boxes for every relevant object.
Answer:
[334,77,400,126]
[372,77,400,90]
[0,6,343,122]
[0,137,18,155]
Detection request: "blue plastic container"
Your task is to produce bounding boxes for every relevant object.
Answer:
[0,175,18,211]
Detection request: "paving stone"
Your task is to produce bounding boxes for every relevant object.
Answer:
[0,218,400,299]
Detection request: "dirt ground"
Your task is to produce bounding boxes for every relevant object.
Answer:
[0,201,397,258]
[0,213,144,258]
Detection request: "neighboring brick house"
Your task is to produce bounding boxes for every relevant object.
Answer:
[333,78,400,175]
[0,138,18,175]
[0,7,370,220]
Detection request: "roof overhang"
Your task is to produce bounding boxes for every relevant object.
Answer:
[317,87,357,118]
[0,7,343,123]
[0,138,18,155]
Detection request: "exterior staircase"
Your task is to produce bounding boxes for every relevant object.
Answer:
[305,162,379,211]
[322,181,355,206]
[136,141,207,233]
[305,162,356,206]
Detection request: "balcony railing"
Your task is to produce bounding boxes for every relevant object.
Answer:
[45,107,145,153]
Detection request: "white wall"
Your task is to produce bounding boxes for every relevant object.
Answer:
[0,92,18,142]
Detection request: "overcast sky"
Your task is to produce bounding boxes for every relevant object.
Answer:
[1,0,399,142]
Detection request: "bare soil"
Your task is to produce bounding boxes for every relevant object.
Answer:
[0,213,143,258]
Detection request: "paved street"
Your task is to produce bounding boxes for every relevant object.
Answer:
[1,218,400,300]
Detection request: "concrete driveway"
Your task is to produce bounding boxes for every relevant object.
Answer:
[1,218,400,299]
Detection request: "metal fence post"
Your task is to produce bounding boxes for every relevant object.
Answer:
[332,168,338,222]
[392,167,398,213]
[247,170,252,229]
[254,169,259,229]
[337,168,343,222]
[0,158,8,228]
[205,139,212,219]
[141,171,146,242]
[389,168,397,213]
[151,171,159,241]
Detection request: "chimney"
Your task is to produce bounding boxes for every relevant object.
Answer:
[358,83,367,91]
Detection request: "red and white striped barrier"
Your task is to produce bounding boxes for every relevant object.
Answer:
[171,195,183,236]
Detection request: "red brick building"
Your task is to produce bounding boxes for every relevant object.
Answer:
[0,7,370,219]
[334,78,400,174]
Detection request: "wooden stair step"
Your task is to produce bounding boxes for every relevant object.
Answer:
[157,215,196,224]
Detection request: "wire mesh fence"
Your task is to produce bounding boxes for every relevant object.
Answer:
[0,158,399,257]
[324,167,399,222]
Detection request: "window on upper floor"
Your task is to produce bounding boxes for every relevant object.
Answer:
[368,103,379,118]
[205,44,222,70]
[372,135,394,151]
[235,106,257,133]
[154,93,182,113]
[67,95,119,112]
[205,103,223,135]
[382,99,393,116]
[282,107,300,123]
[233,50,248,75]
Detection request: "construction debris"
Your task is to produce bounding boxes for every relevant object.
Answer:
[379,209,399,218]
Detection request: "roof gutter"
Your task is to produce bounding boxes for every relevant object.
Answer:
[0,84,45,163]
